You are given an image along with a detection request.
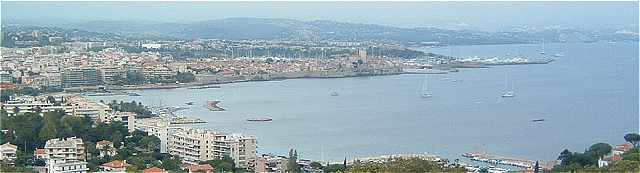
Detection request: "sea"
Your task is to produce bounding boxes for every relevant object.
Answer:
[89,42,639,164]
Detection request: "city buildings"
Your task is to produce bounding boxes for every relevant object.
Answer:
[167,128,257,168]
[44,137,86,161]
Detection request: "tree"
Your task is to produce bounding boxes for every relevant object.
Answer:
[287,149,300,173]
[176,72,195,83]
[587,143,612,159]
[624,133,640,147]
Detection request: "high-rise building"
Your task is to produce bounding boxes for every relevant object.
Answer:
[167,128,257,168]
[62,67,100,88]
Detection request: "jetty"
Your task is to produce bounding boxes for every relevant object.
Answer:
[207,100,226,111]
[462,152,555,170]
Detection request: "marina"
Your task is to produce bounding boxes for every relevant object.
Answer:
[86,42,639,163]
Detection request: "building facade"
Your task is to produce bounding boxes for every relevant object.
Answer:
[44,137,86,161]
[167,128,257,168]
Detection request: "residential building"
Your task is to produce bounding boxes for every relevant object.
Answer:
[0,143,18,162]
[98,66,125,85]
[35,148,47,159]
[44,137,86,161]
[168,128,257,168]
[0,96,70,116]
[102,111,136,132]
[135,117,181,153]
[46,157,89,173]
[186,164,215,173]
[65,96,111,121]
[143,167,167,173]
[62,67,100,88]
[100,160,129,172]
[143,65,175,82]
[96,140,116,157]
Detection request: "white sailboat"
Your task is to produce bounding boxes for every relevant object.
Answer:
[501,73,515,98]
[421,74,432,98]
[539,39,546,55]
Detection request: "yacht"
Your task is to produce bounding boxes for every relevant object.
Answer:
[501,73,515,98]
[421,74,432,98]
[330,91,339,96]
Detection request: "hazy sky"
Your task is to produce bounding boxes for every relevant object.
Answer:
[2,1,638,31]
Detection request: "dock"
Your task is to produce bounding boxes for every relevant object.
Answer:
[462,152,555,170]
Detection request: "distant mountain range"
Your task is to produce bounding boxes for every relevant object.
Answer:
[5,17,639,45]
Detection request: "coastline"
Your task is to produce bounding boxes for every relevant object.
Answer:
[104,60,553,91]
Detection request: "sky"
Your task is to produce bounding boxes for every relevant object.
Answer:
[1,1,638,31]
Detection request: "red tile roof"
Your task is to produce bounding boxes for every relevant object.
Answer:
[101,160,130,168]
[97,140,113,145]
[604,155,623,162]
[613,143,633,152]
[187,164,215,172]
[34,149,45,155]
[143,167,165,173]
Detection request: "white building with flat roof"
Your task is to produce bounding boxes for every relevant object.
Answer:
[44,137,86,161]
[167,128,257,168]
[46,157,89,173]
[0,143,18,162]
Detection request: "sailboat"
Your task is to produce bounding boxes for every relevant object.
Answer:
[501,73,515,98]
[539,39,546,55]
[421,74,432,98]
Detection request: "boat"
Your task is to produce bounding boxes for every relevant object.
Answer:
[246,118,273,122]
[330,91,339,96]
[501,73,516,98]
[185,101,195,105]
[421,74,432,98]
[127,92,141,96]
[552,53,564,57]
[539,39,546,55]
[532,118,546,122]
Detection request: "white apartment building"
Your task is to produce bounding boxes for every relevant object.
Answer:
[46,157,89,173]
[102,111,136,132]
[0,96,70,116]
[135,117,182,153]
[65,96,111,121]
[0,143,18,162]
[44,137,86,161]
[167,128,257,168]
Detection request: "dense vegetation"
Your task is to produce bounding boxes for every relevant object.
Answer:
[0,87,63,102]
[200,155,240,172]
[0,109,180,172]
[554,133,640,172]
[105,100,153,118]
[347,158,465,172]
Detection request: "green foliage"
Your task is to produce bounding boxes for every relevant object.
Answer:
[624,133,640,148]
[324,164,347,173]
[348,158,465,173]
[287,149,301,173]
[176,72,196,83]
[114,71,146,85]
[201,155,237,172]
[0,112,44,151]
[586,143,612,159]
[107,100,152,118]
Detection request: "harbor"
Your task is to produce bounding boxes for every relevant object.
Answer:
[462,152,556,171]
